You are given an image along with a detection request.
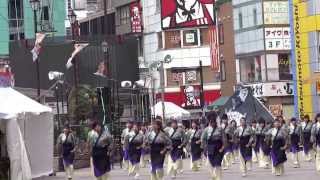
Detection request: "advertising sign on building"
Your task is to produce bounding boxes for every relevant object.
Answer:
[244,82,294,97]
[161,0,215,29]
[0,62,14,87]
[130,2,142,33]
[264,1,289,24]
[292,1,313,116]
[181,85,202,109]
[269,104,283,117]
[265,27,291,50]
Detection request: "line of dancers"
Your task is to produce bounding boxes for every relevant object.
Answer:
[57,112,320,180]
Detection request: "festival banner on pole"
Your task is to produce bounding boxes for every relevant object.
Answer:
[222,86,274,125]
[30,33,46,62]
[66,43,89,69]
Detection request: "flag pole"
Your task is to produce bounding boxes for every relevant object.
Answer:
[34,9,41,102]
[199,60,205,116]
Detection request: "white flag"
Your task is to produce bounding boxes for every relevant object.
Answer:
[66,43,89,69]
[30,33,46,62]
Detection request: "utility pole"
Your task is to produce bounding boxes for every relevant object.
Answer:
[199,60,205,114]
[104,0,108,34]
[160,61,166,123]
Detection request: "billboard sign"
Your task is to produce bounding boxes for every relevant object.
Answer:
[161,0,215,29]
[244,82,294,97]
[264,1,289,24]
[181,85,202,109]
[265,27,291,50]
[130,2,143,33]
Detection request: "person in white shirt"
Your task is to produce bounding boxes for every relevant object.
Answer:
[311,113,320,172]
[57,124,76,180]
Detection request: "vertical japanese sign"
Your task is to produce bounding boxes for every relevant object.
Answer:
[130,2,142,33]
[291,0,313,116]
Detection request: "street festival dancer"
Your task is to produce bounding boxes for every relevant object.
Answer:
[187,120,203,171]
[201,112,225,180]
[311,113,320,172]
[124,122,144,179]
[221,114,235,170]
[140,122,150,168]
[57,124,76,180]
[255,118,271,168]
[165,119,187,179]
[234,118,254,177]
[302,115,314,162]
[91,123,113,180]
[121,121,134,169]
[87,121,99,176]
[251,120,259,164]
[145,118,172,180]
[269,119,288,176]
[289,117,303,168]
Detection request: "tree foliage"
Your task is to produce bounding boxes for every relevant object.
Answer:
[68,84,98,124]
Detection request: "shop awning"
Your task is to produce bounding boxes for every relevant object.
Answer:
[207,96,230,110]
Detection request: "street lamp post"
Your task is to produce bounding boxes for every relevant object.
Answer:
[101,41,113,132]
[29,0,41,101]
[68,9,78,87]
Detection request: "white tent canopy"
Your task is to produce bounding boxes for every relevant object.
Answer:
[153,101,190,119]
[0,88,51,119]
[0,87,53,180]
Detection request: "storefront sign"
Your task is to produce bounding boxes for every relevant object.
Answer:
[185,33,195,43]
[185,70,197,81]
[244,82,294,97]
[172,72,183,82]
[269,104,283,117]
[264,1,289,24]
[130,2,142,33]
[265,27,291,50]
[181,85,201,109]
[161,0,215,29]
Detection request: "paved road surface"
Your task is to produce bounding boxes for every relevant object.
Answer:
[35,158,319,180]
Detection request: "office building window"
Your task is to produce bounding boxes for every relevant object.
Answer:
[239,57,262,82]
[42,6,49,21]
[220,60,226,81]
[87,0,97,3]
[156,0,161,13]
[158,32,163,49]
[119,5,130,25]
[163,28,210,49]
[218,23,224,44]
[279,54,292,80]
[253,8,257,26]
[183,30,198,47]
[164,30,181,49]
[318,31,320,71]
[239,13,243,29]
[200,28,209,45]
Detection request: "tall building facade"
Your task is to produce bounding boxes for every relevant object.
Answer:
[217,0,236,97]
[0,1,9,57]
[233,0,294,118]
[0,0,66,57]
[290,0,320,117]
[143,0,221,112]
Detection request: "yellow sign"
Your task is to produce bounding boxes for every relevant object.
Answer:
[292,0,313,116]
